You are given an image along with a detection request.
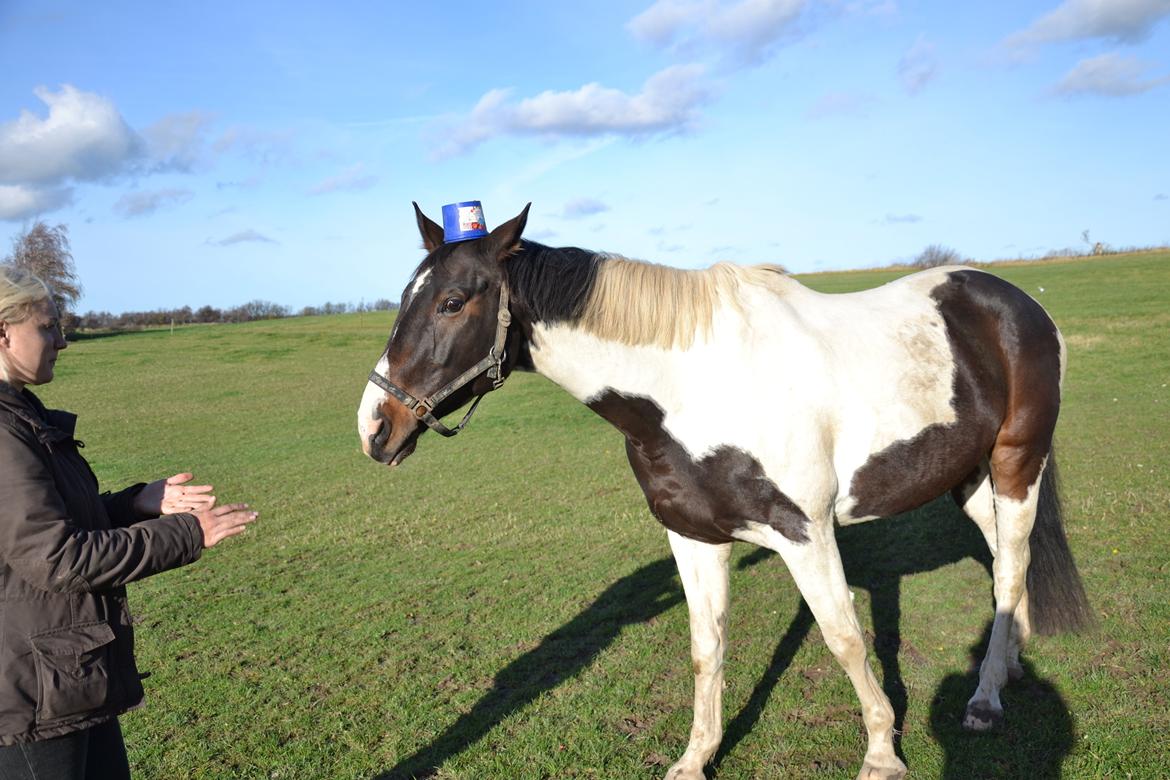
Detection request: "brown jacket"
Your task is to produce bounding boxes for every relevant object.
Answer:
[0,382,204,744]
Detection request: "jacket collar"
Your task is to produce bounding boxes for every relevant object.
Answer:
[0,381,78,441]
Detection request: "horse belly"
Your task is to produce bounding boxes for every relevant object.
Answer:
[836,420,993,523]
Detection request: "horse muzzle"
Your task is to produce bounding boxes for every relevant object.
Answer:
[362,408,422,467]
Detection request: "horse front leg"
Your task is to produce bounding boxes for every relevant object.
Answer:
[664,530,732,780]
[769,519,907,780]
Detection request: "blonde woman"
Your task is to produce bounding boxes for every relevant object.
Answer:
[0,266,256,778]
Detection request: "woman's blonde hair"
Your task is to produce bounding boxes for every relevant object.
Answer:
[0,265,52,324]
[1,266,53,383]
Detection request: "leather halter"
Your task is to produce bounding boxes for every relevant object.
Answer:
[367,283,512,437]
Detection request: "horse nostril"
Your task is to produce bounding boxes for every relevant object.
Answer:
[368,415,390,456]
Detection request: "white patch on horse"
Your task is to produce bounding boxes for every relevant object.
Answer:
[531,267,965,523]
[410,268,432,298]
[966,465,1046,728]
[357,353,391,443]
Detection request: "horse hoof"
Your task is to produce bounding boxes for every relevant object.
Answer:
[857,761,907,780]
[1007,661,1026,681]
[962,702,1003,732]
[663,763,705,780]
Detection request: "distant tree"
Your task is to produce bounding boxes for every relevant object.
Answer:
[239,299,289,320]
[61,310,81,335]
[373,298,396,311]
[195,305,221,323]
[4,221,83,313]
[913,244,962,268]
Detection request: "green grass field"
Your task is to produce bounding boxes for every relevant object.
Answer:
[38,251,1169,779]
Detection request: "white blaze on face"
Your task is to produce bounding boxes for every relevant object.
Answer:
[357,352,391,447]
[410,268,431,299]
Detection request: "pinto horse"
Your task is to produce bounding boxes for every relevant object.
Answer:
[357,204,1092,780]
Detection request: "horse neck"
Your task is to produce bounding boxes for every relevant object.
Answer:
[505,241,599,329]
[505,242,685,404]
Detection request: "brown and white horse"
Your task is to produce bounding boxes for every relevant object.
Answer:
[357,204,1091,780]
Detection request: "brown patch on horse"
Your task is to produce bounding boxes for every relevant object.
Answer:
[848,270,1061,515]
[588,389,809,544]
[957,272,1062,500]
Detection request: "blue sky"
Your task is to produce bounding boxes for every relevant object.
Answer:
[2,1,1168,313]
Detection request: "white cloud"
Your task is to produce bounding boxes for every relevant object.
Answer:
[212,125,295,166]
[628,0,706,46]
[114,188,195,218]
[0,86,220,222]
[143,111,217,173]
[0,184,74,221]
[898,37,938,95]
[1053,53,1170,96]
[1006,0,1170,49]
[433,65,712,158]
[562,198,610,218]
[216,175,264,191]
[0,85,143,187]
[308,163,379,195]
[628,0,808,65]
[885,213,923,224]
[212,229,278,246]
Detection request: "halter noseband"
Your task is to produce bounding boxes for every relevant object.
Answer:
[367,283,512,438]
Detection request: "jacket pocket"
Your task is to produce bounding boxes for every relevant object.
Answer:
[29,621,117,725]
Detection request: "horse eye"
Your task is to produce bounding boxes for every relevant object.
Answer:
[441,297,465,314]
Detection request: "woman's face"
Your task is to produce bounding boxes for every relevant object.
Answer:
[0,298,68,389]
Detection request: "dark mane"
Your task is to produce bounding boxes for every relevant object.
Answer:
[505,240,601,328]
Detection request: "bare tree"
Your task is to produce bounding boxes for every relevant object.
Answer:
[912,244,962,268]
[4,221,83,313]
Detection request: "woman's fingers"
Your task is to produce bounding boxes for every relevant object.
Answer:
[161,475,217,514]
[180,484,214,494]
[197,503,258,548]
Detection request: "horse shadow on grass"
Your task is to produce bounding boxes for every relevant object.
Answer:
[714,497,1074,779]
[376,497,1073,779]
[374,555,694,779]
[927,621,1074,780]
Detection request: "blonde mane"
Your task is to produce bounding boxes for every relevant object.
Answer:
[577,255,788,349]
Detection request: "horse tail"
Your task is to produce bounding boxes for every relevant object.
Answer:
[1027,449,1094,635]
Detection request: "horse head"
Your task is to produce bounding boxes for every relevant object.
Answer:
[358,202,530,466]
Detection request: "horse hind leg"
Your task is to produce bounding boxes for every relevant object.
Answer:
[962,447,1046,731]
[952,463,1027,683]
[755,519,906,780]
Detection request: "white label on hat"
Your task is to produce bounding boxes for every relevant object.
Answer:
[457,205,485,233]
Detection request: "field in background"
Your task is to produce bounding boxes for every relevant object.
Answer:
[38,251,1169,779]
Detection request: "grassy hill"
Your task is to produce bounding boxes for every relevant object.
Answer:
[37,250,1170,779]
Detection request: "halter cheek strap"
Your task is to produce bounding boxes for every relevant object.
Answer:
[367,284,512,438]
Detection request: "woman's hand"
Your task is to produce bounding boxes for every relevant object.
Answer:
[194,503,258,548]
[135,473,216,516]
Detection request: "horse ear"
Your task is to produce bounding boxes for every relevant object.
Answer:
[413,201,445,253]
[487,203,530,262]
